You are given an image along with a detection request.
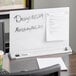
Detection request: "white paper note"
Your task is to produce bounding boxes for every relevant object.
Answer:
[46,7,69,41]
[37,57,67,71]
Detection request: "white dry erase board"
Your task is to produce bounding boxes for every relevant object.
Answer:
[10,7,71,59]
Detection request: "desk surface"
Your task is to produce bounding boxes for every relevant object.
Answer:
[3,53,70,76]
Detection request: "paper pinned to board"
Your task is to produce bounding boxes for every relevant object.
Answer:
[46,7,69,41]
[37,57,67,71]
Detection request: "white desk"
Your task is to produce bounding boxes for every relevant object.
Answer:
[3,53,70,76]
[37,54,70,76]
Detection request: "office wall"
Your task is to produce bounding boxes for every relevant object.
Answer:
[32,0,76,53]
[32,0,70,9]
[70,0,76,53]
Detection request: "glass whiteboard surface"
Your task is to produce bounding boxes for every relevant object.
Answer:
[10,7,71,59]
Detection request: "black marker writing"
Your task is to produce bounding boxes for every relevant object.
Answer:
[14,14,43,23]
[15,25,43,32]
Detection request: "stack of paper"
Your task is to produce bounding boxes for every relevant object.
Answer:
[37,57,67,71]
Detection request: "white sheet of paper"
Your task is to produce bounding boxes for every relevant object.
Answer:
[37,57,67,71]
[46,7,69,41]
